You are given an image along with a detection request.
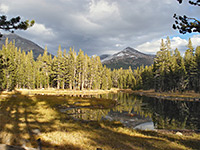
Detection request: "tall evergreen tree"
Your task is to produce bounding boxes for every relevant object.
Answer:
[153,38,172,91]
[194,46,200,92]
[77,49,85,90]
[68,47,77,90]
[187,38,194,53]
[141,65,153,90]
[184,40,196,90]
[41,46,52,89]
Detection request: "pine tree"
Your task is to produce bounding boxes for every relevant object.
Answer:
[194,46,200,92]
[153,38,172,91]
[141,65,153,90]
[1,39,18,90]
[62,49,69,89]
[89,56,96,89]
[107,68,112,90]
[187,38,194,53]
[26,51,35,89]
[92,56,102,89]
[0,51,5,90]
[76,49,85,90]
[173,48,187,91]
[118,68,124,89]
[68,47,77,90]
[51,46,65,89]
[111,69,119,88]
[184,43,196,91]
[83,54,90,89]
[101,66,108,90]
[135,66,144,90]
[41,46,52,89]
[35,54,43,88]
[15,48,23,88]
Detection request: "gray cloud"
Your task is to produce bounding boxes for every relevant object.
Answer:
[1,0,199,56]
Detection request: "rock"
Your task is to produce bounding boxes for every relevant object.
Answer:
[102,116,113,121]
[32,129,41,135]
[176,131,183,136]
[60,109,67,113]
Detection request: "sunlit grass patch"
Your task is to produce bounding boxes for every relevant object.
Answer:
[16,88,119,96]
[0,91,200,150]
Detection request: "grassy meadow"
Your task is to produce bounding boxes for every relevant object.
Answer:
[0,90,200,150]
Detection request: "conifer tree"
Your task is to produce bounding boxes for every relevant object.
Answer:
[15,48,23,88]
[35,54,43,88]
[76,49,85,90]
[118,68,124,89]
[83,54,90,89]
[153,38,172,91]
[111,69,119,88]
[62,49,69,89]
[101,66,108,90]
[1,39,18,90]
[187,38,194,53]
[51,45,65,89]
[106,68,112,90]
[141,65,153,90]
[26,50,35,89]
[127,66,136,89]
[184,40,196,90]
[0,51,5,90]
[41,46,52,89]
[92,56,102,89]
[68,47,77,90]
[89,56,96,89]
[194,46,200,92]
[173,48,187,91]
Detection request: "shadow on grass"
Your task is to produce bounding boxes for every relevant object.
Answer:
[136,130,200,150]
[0,92,82,150]
[0,92,200,150]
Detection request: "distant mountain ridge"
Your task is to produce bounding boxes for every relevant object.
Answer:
[101,47,155,70]
[100,54,111,60]
[0,33,51,59]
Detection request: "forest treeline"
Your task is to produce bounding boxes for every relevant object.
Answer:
[0,37,200,93]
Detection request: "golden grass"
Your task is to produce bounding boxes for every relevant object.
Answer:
[15,88,119,96]
[0,91,200,150]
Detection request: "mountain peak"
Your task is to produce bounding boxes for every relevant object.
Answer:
[0,33,51,59]
[101,47,155,70]
[124,47,135,51]
[123,47,143,54]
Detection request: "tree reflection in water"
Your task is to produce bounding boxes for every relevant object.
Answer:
[142,96,200,130]
[64,93,200,130]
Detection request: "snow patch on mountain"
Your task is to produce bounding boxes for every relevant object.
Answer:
[101,47,155,70]
[101,47,150,63]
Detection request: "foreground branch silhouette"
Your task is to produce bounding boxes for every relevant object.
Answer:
[173,0,200,34]
[0,15,35,37]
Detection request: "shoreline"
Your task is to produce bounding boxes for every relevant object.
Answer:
[1,88,200,101]
[130,89,200,101]
[2,88,120,96]
[0,88,200,149]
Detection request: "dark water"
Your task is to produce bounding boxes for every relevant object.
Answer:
[63,92,200,130]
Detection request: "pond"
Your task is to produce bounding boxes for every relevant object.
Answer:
[61,92,200,130]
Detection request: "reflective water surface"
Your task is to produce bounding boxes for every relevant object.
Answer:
[62,92,200,130]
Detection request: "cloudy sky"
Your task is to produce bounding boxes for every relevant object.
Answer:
[0,0,200,56]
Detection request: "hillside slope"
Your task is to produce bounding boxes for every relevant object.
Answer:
[101,47,155,70]
[0,33,51,59]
